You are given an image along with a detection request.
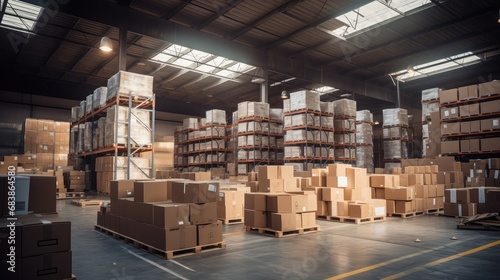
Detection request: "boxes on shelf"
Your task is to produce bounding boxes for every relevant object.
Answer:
[106,71,154,100]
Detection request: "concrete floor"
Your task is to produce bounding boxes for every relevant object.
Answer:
[57,197,500,280]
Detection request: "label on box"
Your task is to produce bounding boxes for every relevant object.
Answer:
[445,111,449,117]
[450,189,457,203]
[179,221,184,225]
[219,192,224,197]
[479,189,486,203]
[494,119,499,126]
[495,170,499,179]
[451,108,456,114]
[433,198,436,206]
[470,170,474,178]
[302,206,306,212]
[458,204,462,217]
[467,177,472,182]
[208,184,216,192]
[338,176,348,188]
[374,206,385,216]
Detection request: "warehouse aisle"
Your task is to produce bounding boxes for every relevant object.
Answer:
[56,198,500,280]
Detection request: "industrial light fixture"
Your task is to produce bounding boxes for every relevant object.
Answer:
[373,121,380,125]
[281,90,288,99]
[498,9,500,23]
[99,36,113,52]
[339,93,352,98]
[407,65,415,73]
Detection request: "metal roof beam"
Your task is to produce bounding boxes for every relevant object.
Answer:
[194,0,244,30]
[161,0,193,20]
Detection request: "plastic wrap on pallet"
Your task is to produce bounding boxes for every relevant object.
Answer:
[321,116,334,129]
[284,146,303,158]
[206,109,226,124]
[334,134,351,144]
[315,147,328,158]
[319,131,334,143]
[199,118,206,127]
[78,100,86,119]
[320,102,334,114]
[232,111,238,124]
[105,105,152,147]
[384,162,402,173]
[276,138,284,147]
[237,122,247,133]
[238,164,248,174]
[270,108,283,122]
[85,94,93,115]
[283,99,291,113]
[263,150,271,161]
[92,120,99,150]
[269,123,283,134]
[383,127,405,139]
[284,116,292,128]
[334,119,355,131]
[276,152,284,161]
[237,136,247,147]
[356,123,373,143]
[284,129,315,142]
[269,136,276,147]
[107,71,154,100]
[209,140,225,150]
[356,145,374,173]
[334,148,352,159]
[248,150,262,160]
[71,106,80,122]
[333,99,356,117]
[183,118,199,130]
[285,162,305,172]
[249,102,270,118]
[356,110,373,123]
[198,129,207,138]
[383,140,408,159]
[248,135,268,147]
[289,90,321,111]
[422,88,440,101]
[248,121,269,132]
[383,108,408,126]
[422,102,439,121]
[206,126,225,137]
[83,122,92,151]
[94,87,108,108]
[287,113,318,127]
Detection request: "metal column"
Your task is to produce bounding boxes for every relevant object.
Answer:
[119,26,127,71]
[260,68,269,103]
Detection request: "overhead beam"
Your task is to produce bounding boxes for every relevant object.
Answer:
[194,0,244,30]
[227,0,305,40]
[161,0,193,20]
[0,0,10,25]
[260,0,373,50]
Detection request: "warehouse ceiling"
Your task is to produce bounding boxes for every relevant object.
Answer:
[0,0,499,117]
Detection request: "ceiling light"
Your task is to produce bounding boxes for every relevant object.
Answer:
[99,36,113,52]
[251,77,266,84]
[407,65,415,73]
[339,93,352,98]
[281,90,288,99]
[207,94,213,98]
[373,121,380,125]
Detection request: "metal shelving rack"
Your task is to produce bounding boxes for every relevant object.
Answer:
[70,93,155,185]
[333,114,357,165]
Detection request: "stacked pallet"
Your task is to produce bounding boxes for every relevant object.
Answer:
[355,110,374,173]
[64,170,86,192]
[421,88,440,157]
[382,108,409,171]
[95,156,150,193]
[333,99,356,163]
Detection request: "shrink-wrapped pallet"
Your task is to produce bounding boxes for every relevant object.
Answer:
[333,99,356,117]
[107,71,154,100]
[421,88,440,102]
[206,109,226,124]
[289,90,320,111]
[356,110,373,123]
[383,108,408,126]
[320,102,334,114]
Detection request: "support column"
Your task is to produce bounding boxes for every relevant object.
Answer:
[119,26,127,71]
[260,68,269,103]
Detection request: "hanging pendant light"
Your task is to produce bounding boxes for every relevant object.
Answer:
[99,36,113,52]
[281,90,288,99]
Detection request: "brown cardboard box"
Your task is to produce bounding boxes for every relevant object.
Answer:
[436,184,445,196]
[441,123,460,135]
[197,222,222,245]
[469,139,480,152]
[385,187,415,201]
[344,187,371,201]
[5,251,73,280]
[481,99,500,114]
[346,167,368,189]
[189,202,217,225]
[326,176,348,188]
[270,212,300,231]
[337,201,349,216]
[258,165,278,179]
[436,172,451,184]
[415,198,424,212]
[129,202,154,225]
[247,172,258,182]
[428,184,437,197]
[440,88,458,104]
[386,200,395,214]
[368,199,386,217]
[414,185,429,198]
[311,168,327,187]
[425,197,438,209]
[134,180,169,202]
[110,180,135,199]
[259,179,284,193]
[217,190,244,220]
[469,187,497,204]
[283,177,301,192]
[440,107,459,119]
[246,181,259,192]
[301,212,316,228]
[445,189,470,203]
[480,137,500,152]
[372,188,386,199]
[470,120,481,132]
[460,140,470,153]
[302,187,323,200]
[244,193,267,211]
[172,181,219,203]
[395,200,415,213]
[326,201,338,216]
[459,105,469,117]
[153,203,190,228]
[348,203,370,218]
[458,86,468,101]
[468,85,478,99]
[160,225,197,250]
[441,140,460,154]
[481,118,500,131]
[486,189,500,213]
[278,165,294,179]
[267,194,301,213]
[299,177,311,188]
[244,209,267,228]
[370,175,392,188]
[322,187,344,202]
[460,122,471,134]
[317,201,327,216]
[25,175,56,214]
[478,80,500,97]
[0,214,70,257]
[327,164,351,177]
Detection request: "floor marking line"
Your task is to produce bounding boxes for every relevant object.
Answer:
[169,260,195,272]
[381,240,500,280]
[121,246,189,280]
[325,238,474,280]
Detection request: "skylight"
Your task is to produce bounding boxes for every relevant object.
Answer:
[390,51,482,82]
[329,0,432,39]
[151,43,256,81]
[313,86,339,95]
[1,0,43,32]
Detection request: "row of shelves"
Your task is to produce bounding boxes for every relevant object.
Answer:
[441,111,500,123]
[175,148,231,155]
[439,93,500,108]
[441,129,500,138]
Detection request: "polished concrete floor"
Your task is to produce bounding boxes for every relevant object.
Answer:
[57,196,500,280]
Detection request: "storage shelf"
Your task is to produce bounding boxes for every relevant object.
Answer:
[283,109,332,117]
[237,159,282,163]
[284,141,323,145]
[70,145,153,158]
[237,145,283,150]
[176,136,226,145]
[236,131,283,137]
[177,148,230,155]
[334,129,356,133]
[333,144,356,148]
[439,94,500,108]
[199,123,227,129]
[441,129,500,138]
[333,114,356,119]
[440,111,500,123]
[421,98,439,104]
[441,151,500,156]
[284,157,335,161]
[237,116,282,123]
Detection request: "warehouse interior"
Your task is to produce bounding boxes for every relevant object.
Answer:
[1,0,500,279]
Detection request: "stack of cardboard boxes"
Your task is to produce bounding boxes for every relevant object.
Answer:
[99,178,223,252]
[95,156,151,193]
[63,170,86,192]
[24,118,70,171]
[217,189,245,223]
[0,175,72,280]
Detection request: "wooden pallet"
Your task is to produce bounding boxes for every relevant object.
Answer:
[317,215,386,224]
[94,225,226,259]
[218,218,244,225]
[71,199,103,207]
[457,213,500,231]
[387,211,424,218]
[245,225,320,238]
[425,208,444,215]
[56,192,86,200]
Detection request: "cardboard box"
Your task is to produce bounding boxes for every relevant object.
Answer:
[470,120,481,132]
[197,222,223,245]
[316,201,327,216]
[3,251,72,280]
[486,190,500,213]
[441,123,460,135]
[110,180,134,199]
[348,203,370,218]
[0,215,70,257]
[326,176,348,188]
[445,189,470,203]
[270,212,301,231]
[385,187,415,201]
[427,184,437,197]
[414,185,429,198]
[469,139,480,152]
[386,200,395,214]
[172,181,219,203]
[337,201,349,216]
[481,99,500,114]
[370,175,392,188]
[460,140,470,153]
[460,122,471,134]
[440,107,459,120]
[444,202,477,217]
[217,190,244,220]
[481,118,500,131]
[480,137,500,152]
[283,177,301,192]
[266,194,304,213]
[478,80,500,97]
[162,225,197,250]
[311,168,327,187]
[344,187,371,201]
[189,202,217,225]
[259,179,284,193]
[372,188,386,199]
[441,140,460,154]
[327,164,351,177]
[244,193,267,211]
[322,187,344,202]
[26,175,57,214]
[244,209,267,228]
[134,180,169,202]
[439,88,458,104]
[278,165,294,179]
[258,165,278,179]
[301,212,316,228]
[368,199,386,217]
[346,167,368,189]
[458,86,468,101]
[395,200,415,213]
[436,184,445,196]
[415,198,424,212]
[153,203,190,228]
[425,197,438,209]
